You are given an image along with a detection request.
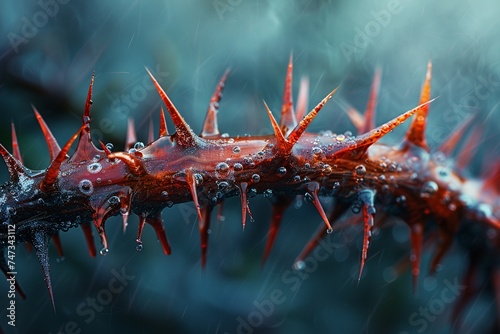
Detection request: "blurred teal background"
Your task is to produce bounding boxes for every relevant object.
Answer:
[0,0,499,333]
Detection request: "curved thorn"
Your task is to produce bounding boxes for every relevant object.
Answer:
[99,140,113,157]
[280,54,297,136]
[405,61,432,150]
[107,152,146,176]
[11,122,22,163]
[146,67,198,147]
[201,69,229,137]
[83,71,95,121]
[40,125,85,192]
[32,106,61,160]
[287,86,339,147]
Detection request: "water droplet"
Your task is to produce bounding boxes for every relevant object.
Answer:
[87,162,102,174]
[108,196,120,206]
[333,181,340,190]
[327,228,333,234]
[336,134,345,142]
[248,188,257,198]
[351,205,361,214]
[304,163,310,169]
[234,163,243,171]
[134,142,145,150]
[194,173,203,185]
[217,181,229,190]
[264,189,273,198]
[420,181,438,198]
[312,147,322,155]
[166,201,174,208]
[136,243,143,251]
[322,164,332,174]
[161,191,168,197]
[37,198,44,205]
[304,193,313,203]
[293,261,306,271]
[232,146,241,154]
[277,167,287,176]
[294,175,301,182]
[215,162,230,177]
[252,174,260,183]
[99,247,109,256]
[105,143,114,151]
[355,165,366,176]
[78,179,93,195]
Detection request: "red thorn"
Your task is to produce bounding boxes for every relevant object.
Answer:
[136,214,146,251]
[306,182,332,231]
[84,71,95,120]
[72,73,99,163]
[186,169,204,225]
[92,208,109,255]
[429,225,453,274]
[0,143,26,182]
[240,182,250,230]
[456,126,482,170]
[358,189,376,282]
[80,222,96,257]
[200,206,213,268]
[338,99,436,158]
[107,152,146,176]
[146,67,199,147]
[201,69,229,137]
[262,196,293,266]
[345,107,365,134]
[263,101,289,153]
[119,188,132,233]
[295,77,309,121]
[51,232,64,258]
[361,68,381,134]
[438,114,476,156]
[405,61,432,150]
[40,125,84,192]
[146,211,171,255]
[11,122,23,163]
[280,54,297,136]
[32,106,62,160]
[294,204,351,265]
[126,118,137,151]
[159,107,169,137]
[287,86,339,147]
[99,140,113,157]
[409,223,423,294]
